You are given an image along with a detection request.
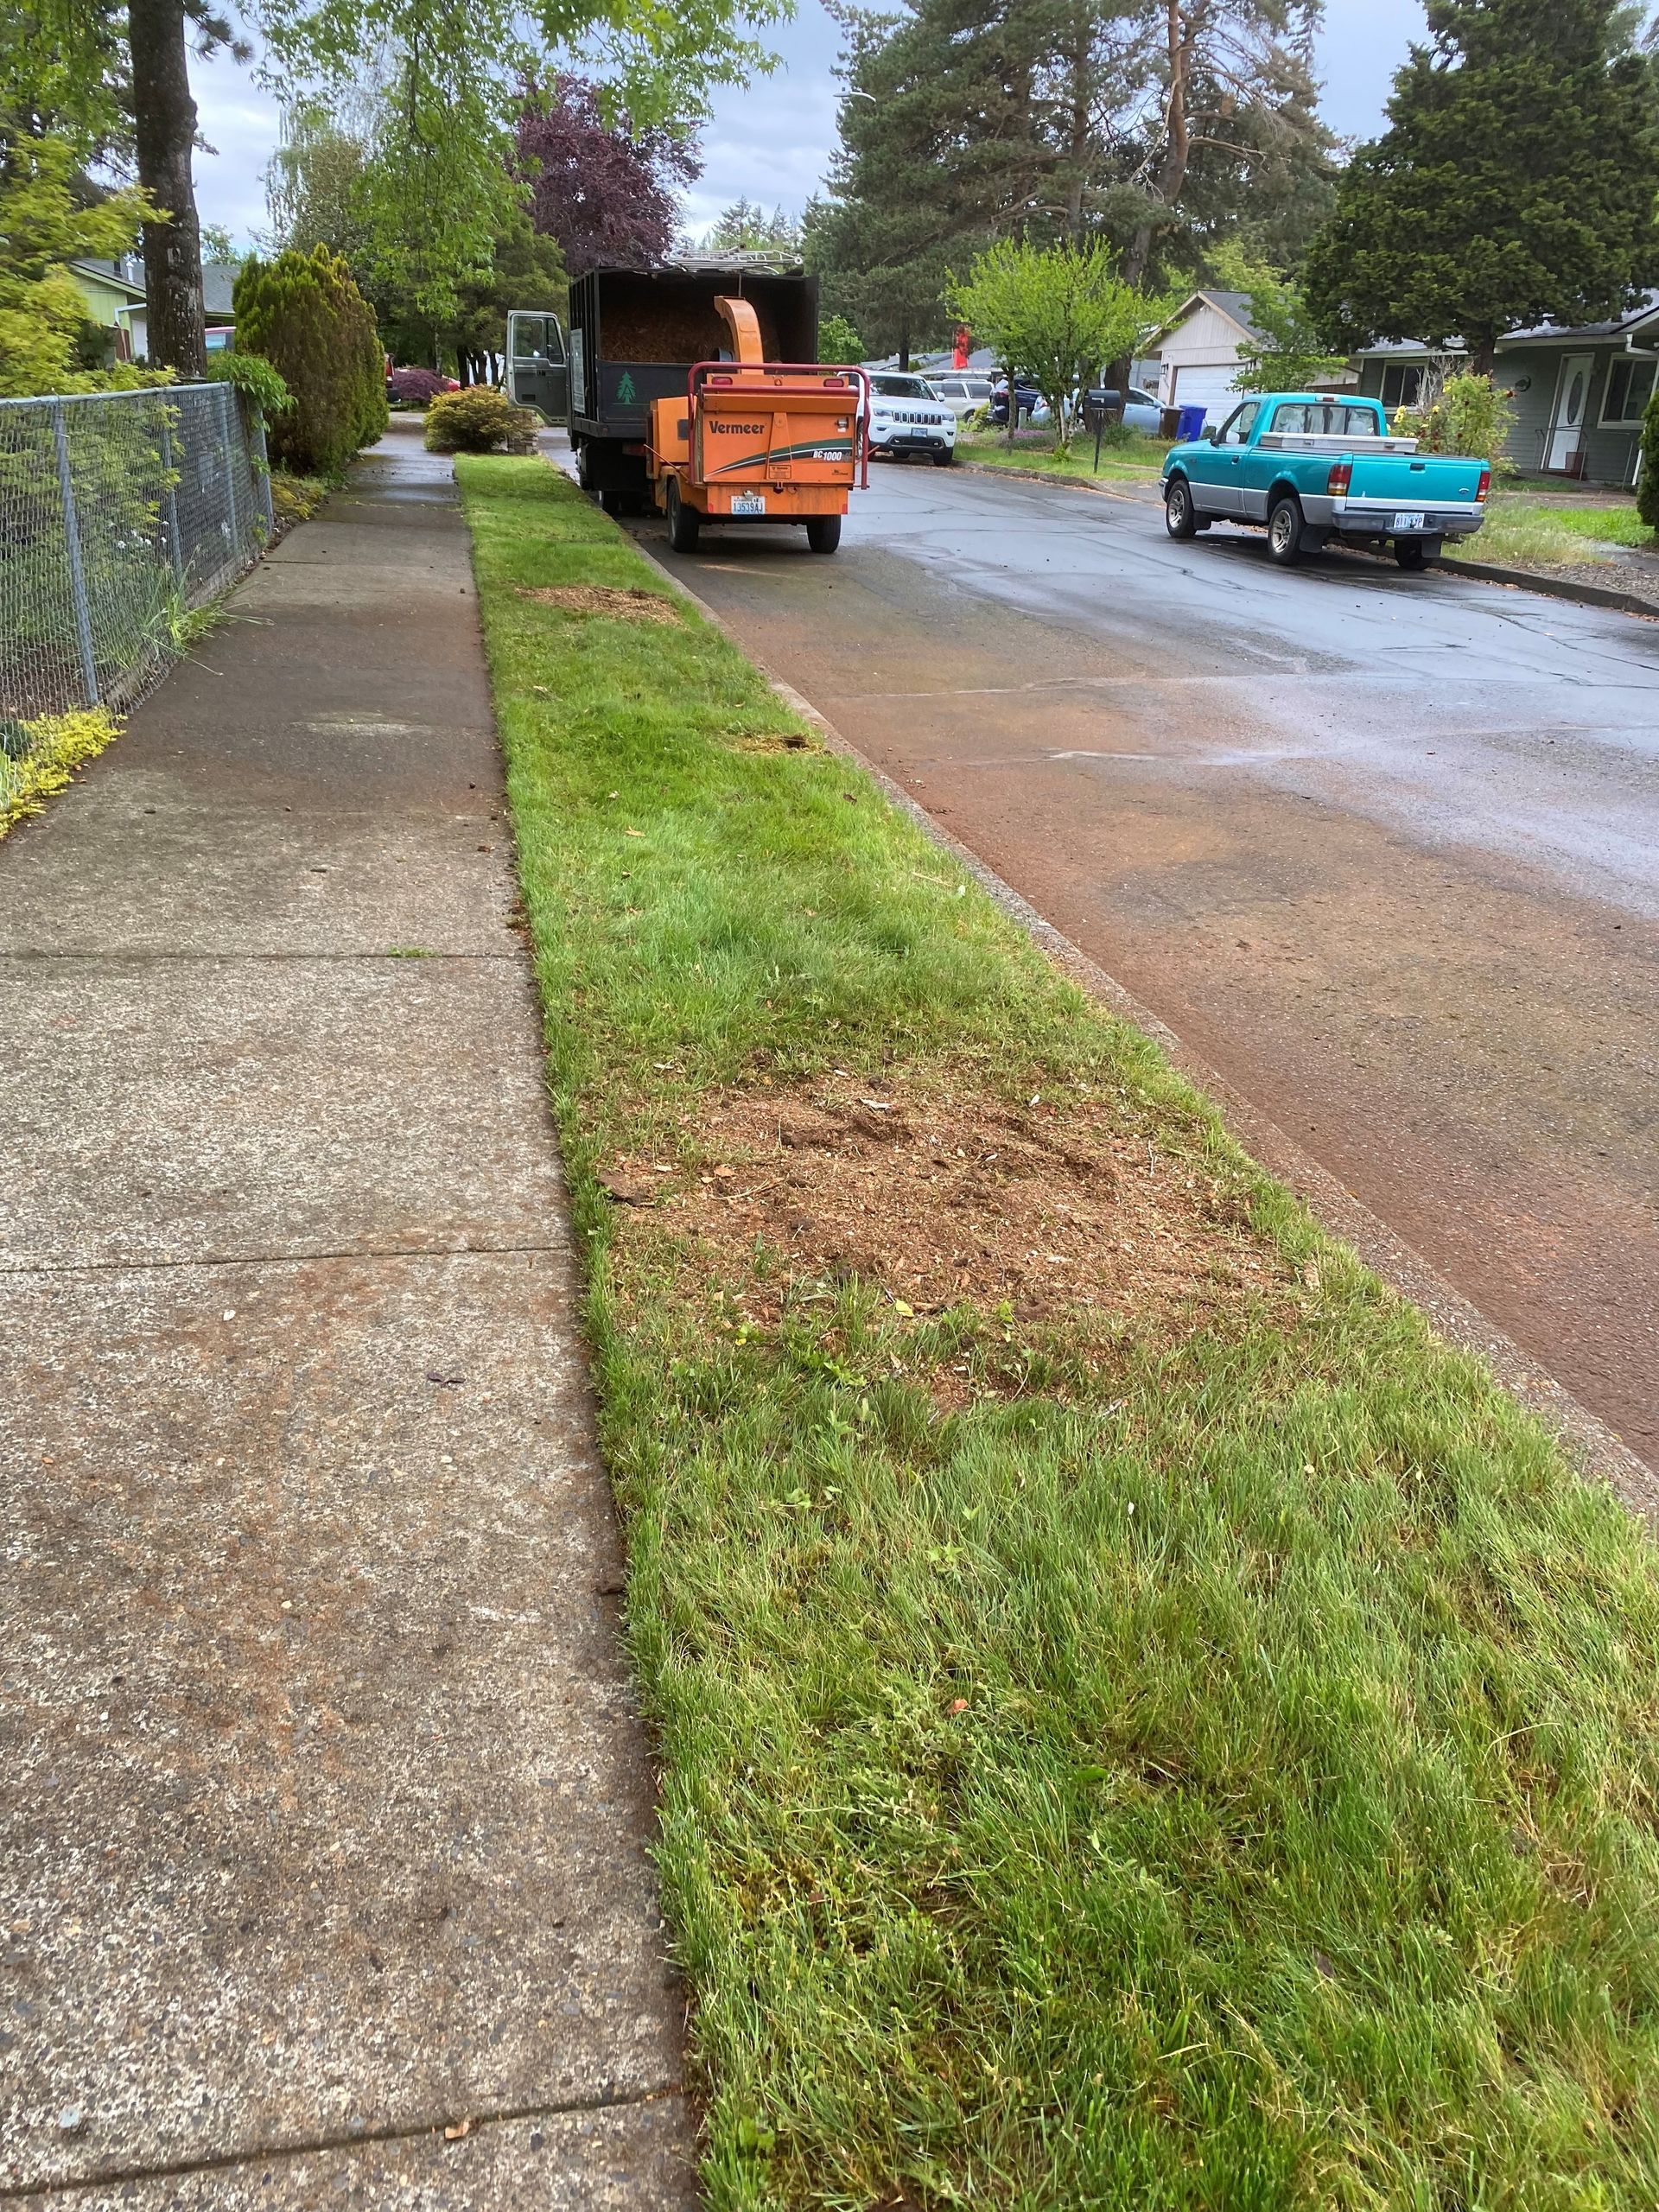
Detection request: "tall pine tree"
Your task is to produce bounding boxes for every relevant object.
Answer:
[1304,0,1659,372]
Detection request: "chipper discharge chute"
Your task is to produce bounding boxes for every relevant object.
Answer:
[646,296,868,556]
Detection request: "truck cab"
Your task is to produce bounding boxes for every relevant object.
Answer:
[505,311,568,420]
[1162,394,1490,569]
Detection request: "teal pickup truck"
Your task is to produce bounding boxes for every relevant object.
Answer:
[1161,394,1490,570]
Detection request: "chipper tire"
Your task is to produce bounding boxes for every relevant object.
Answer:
[806,514,842,555]
[666,479,701,554]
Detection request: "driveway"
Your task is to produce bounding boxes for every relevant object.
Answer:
[636,462,1659,1471]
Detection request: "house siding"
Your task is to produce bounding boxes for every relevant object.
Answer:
[1358,346,1643,485]
[1154,300,1252,405]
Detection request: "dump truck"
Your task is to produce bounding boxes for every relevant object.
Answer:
[567,259,867,552]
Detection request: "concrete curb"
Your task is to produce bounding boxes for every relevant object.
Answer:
[1433,552,1659,620]
[955,458,1161,504]
[957,458,1659,620]
[624,519,1659,1530]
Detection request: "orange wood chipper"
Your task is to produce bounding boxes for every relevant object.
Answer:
[645,296,868,556]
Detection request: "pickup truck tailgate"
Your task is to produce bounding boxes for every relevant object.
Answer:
[1347,454,1485,504]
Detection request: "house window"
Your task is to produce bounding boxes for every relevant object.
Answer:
[1379,363,1423,410]
[1600,356,1657,428]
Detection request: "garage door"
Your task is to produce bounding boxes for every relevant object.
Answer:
[1170,362,1241,423]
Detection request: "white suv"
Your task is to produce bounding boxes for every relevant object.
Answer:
[867,373,957,465]
[928,372,995,421]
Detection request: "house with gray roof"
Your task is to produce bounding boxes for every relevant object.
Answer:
[1352,294,1659,486]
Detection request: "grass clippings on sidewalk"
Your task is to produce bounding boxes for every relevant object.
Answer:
[457,454,1659,2212]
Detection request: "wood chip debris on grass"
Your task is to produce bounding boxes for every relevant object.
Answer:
[601,1068,1294,1363]
[515,583,682,624]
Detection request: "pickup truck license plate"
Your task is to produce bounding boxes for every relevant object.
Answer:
[730,492,766,516]
[1392,510,1427,531]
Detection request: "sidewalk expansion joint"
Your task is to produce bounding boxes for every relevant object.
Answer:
[0,2082,686,2202]
[4,1241,569,1278]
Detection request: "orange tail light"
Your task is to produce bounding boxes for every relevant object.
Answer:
[1477,467,1491,503]
[1326,460,1351,495]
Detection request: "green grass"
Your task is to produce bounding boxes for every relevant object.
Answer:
[1465,495,1656,570]
[957,429,1170,483]
[457,453,1659,2212]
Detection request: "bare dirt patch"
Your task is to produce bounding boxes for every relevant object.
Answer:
[605,1071,1293,1342]
[518,584,682,624]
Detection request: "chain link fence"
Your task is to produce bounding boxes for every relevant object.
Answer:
[0,381,275,723]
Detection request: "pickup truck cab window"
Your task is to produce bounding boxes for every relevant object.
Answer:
[1268,401,1383,437]
[1217,403,1259,446]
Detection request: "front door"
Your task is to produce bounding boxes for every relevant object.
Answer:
[1546,353,1592,472]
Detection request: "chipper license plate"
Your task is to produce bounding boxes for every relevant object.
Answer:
[730,493,766,516]
[1392,510,1427,531]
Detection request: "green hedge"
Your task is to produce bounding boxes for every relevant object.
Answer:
[1639,385,1659,531]
[232,247,388,476]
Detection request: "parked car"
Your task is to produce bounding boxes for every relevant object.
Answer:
[1160,393,1490,569]
[1082,384,1161,435]
[867,372,957,464]
[928,372,996,420]
[988,378,1043,427]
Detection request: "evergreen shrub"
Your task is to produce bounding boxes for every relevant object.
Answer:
[1639,386,1659,531]
[423,387,538,454]
[232,247,388,474]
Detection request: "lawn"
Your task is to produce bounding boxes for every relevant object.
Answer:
[1462,495,1656,572]
[956,427,1170,484]
[457,453,1659,2212]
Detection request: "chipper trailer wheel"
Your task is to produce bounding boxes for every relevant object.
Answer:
[666,478,701,554]
[805,514,842,555]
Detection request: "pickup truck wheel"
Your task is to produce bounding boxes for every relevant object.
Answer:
[805,514,842,555]
[1395,538,1427,571]
[1164,477,1199,539]
[1267,493,1305,565]
[665,479,701,553]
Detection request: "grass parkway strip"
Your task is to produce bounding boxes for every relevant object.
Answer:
[456,454,1659,2212]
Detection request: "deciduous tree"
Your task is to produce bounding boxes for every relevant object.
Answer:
[514,72,700,275]
[947,235,1159,444]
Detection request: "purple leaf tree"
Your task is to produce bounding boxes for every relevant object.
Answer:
[515,75,702,276]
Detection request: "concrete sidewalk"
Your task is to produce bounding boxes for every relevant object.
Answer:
[0,422,696,2206]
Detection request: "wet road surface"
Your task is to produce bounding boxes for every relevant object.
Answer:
[634,461,1659,1471]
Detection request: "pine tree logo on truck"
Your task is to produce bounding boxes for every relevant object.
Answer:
[615,371,636,404]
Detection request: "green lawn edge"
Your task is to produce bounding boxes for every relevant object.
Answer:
[456,453,1659,2212]
[955,433,1169,484]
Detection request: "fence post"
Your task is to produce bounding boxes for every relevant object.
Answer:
[50,401,99,708]
[217,382,241,559]
[251,407,275,539]
[157,402,185,584]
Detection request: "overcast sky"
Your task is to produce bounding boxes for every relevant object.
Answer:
[192,0,1427,252]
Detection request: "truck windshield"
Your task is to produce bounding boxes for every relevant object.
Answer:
[872,375,930,398]
[1269,401,1382,436]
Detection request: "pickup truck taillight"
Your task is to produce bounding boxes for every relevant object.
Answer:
[1477,467,1491,504]
[1326,460,1351,495]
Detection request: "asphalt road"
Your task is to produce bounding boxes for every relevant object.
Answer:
[631,456,1659,1471]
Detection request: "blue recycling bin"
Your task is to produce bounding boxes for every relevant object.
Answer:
[1176,404,1209,442]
